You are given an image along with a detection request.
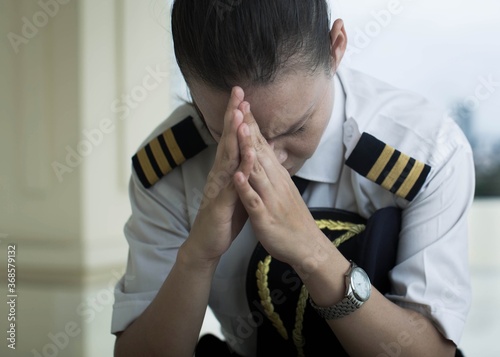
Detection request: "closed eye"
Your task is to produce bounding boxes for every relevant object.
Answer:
[289,124,307,136]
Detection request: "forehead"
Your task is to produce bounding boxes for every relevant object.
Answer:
[190,72,330,131]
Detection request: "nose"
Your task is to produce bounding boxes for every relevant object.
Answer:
[268,141,288,165]
[275,148,288,165]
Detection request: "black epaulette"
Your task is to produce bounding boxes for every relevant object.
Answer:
[345,132,431,201]
[132,116,208,188]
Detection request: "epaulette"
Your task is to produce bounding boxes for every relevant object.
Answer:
[345,132,431,201]
[132,116,207,188]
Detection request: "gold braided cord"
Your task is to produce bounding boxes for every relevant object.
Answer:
[256,219,366,356]
[332,230,357,248]
[292,285,309,357]
[315,220,366,236]
[256,255,289,340]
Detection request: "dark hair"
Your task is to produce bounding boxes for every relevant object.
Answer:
[171,0,332,91]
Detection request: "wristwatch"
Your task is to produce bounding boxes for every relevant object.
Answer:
[310,261,371,320]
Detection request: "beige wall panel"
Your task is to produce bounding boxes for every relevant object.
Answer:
[0,0,81,243]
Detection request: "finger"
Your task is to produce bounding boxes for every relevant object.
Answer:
[222,87,245,151]
[237,122,255,178]
[224,108,244,162]
[239,102,258,133]
[235,114,275,195]
[239,102,272,156]
[223,87,245,137]
[237,134,274,201]
[217,88,245,169]
[233,171,266,216]
[239,102,284,182]
[246,150,275,200]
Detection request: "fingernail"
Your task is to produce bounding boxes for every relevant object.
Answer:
[243,102,250,114]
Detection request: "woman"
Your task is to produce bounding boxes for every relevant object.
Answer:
[112,1,474,356]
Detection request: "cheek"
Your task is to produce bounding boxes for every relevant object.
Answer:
[283,137,318,159]
[286,121,328,159]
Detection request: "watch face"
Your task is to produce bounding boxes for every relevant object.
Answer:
[352,268,371,301]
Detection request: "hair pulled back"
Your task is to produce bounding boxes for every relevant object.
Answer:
[171,0,332,91]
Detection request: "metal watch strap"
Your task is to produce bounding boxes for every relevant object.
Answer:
[309,294,363,320]
[309,261,370,320]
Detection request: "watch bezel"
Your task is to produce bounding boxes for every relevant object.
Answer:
[350,266,371,302]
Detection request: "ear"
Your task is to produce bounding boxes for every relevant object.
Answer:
[329,19,348,72]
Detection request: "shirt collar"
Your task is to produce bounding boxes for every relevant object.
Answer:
[295,73,346,184]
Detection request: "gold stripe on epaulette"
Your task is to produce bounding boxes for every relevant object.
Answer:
[164,129,185,165]
[380,152,410,191]
[149,137,172,175]
[366,145,395,182]
[132,115,209,188]
[345,132,431,201]
[396,160,426,198]
[136,148,159,186]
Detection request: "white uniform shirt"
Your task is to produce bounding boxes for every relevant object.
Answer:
[111,66,474,356]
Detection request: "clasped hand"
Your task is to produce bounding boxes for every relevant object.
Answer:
[190,87,320,267]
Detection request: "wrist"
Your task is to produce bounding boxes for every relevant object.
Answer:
[293,233,351,307]
[291,230,339,277]
[177,240,220,273]
[310,261,372,320]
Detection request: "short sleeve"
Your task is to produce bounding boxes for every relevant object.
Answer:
[111,167,190,334]
[386,120,475,345]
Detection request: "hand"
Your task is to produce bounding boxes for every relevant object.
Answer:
[188,87,250,262]
[233,102,321,265]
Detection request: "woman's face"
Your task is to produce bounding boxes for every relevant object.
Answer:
[189,71,335,176]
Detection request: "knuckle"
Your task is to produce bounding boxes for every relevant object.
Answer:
[251,161,264,175]
[218,149,238,170]
[254,138,266,153]
[242,150,254,163]
[248,197,261,210]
